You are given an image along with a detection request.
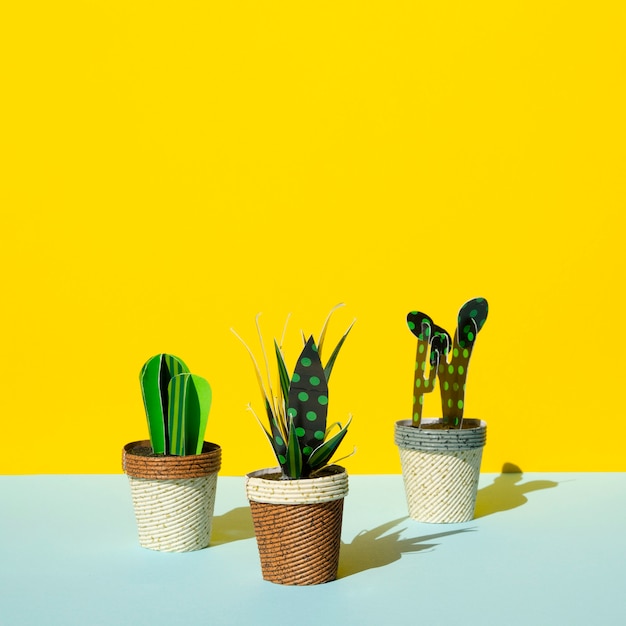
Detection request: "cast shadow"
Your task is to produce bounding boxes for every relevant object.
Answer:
[210,506,256,545]
[338,518,474,578]
[474,462,558,518]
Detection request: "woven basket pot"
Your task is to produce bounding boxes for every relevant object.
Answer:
[245,465,348,585]
[122,440,221,552]
[395,418,487,523]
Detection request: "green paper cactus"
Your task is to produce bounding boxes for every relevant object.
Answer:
[407,298,488,428]
[233,305,355,479]
[140,353,212,455]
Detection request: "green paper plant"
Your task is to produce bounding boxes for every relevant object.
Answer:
[407,297,488,428]
[140,353,212,455]
[233,305,355,480]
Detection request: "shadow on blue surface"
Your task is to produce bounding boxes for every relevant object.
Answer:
[211,506,256,545]
[474,463,558,518]
[338,518,474,578]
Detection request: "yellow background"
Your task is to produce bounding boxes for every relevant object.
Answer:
[1,1,624,475]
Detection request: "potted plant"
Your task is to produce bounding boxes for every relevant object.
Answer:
[395,297,489,523]
[122,353,221,552]
[232,305,355,585]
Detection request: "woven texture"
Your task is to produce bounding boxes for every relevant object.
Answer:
[249,499,344,585]
[246,466,348,505]
[128,473,218,552]
[399,446,483,523]
[123,440,221,479]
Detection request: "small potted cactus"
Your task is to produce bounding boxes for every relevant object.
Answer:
[123,353,221,552]
[233,305,354,585]
[395,298,489,523]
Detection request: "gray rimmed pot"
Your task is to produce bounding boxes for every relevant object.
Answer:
[122,440,221,552]
[395,418,487,523]
[245,465,348,585]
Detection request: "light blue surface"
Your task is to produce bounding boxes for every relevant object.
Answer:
[1,473,625,625]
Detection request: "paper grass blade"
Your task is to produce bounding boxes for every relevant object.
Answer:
[274,339,290,411]
[140,353,189,454]
[168,373,212,455]
[317,302,345,358]
[308,416,352,471]
[324,319,356,382]
[285,416,303,479]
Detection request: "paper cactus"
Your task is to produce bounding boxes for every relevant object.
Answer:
[407,298,488,428]
[233,305,354,479]
[140,353,212,455]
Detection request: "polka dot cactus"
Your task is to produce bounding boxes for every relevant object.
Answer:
[406,298,488,428]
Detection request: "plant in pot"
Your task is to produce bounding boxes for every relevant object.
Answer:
[232,305,355,585]
[395,297,489,523]
[122,353,221,552]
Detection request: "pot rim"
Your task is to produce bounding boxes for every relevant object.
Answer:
[123,440,222,479]
[245,465,348,505]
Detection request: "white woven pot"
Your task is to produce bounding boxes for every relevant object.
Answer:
[395,419,486,523]
[123,440,221,552]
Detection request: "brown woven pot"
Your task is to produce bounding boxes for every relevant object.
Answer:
[246,466,348,585]
[122,440,222,552]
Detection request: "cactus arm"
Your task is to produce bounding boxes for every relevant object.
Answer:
[139,353,189,454]
[407,312,446,426]
[167,373,212,455]
[440,298,489,427]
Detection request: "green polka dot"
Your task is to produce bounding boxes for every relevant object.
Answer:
[418,343,425,353]
[314,430,325,441]
[287,408,297,418]
[453,348,459,357]
[447,399,453,408]
[278,455,286,464]
[418,396,424,405]
[295,427,305,437]
[424,326,430,337]
[463,349,469,358]
[275,436,284,447]
[415,378,421,388]
[457,400,464,410]
[469,309,478,318]
[443,381,449,391]
[318,395,328,405]
[464,325,472,334]
[413,412,420,421]
[423,378,430,388]
[408,321,415,330]
[306,411,317,421]
[458,365,465,375]
[448,364,454,375]
[467,332,474,342]
[303,446,313,455]
[301,357,312,367]
[311,344,318,352]
[298,391,309,402]
[415,361,420,371]
[291,372,301,383]
[421,361,426,371]
[453,382,459,391]
[309,376,320,386]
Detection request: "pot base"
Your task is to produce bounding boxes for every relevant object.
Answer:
[249,498,344,585]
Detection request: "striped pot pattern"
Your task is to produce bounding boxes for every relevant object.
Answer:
[395,418,487,523]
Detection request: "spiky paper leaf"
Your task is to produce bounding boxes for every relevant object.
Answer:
[287,336,329,460]
[308,417,352,471]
